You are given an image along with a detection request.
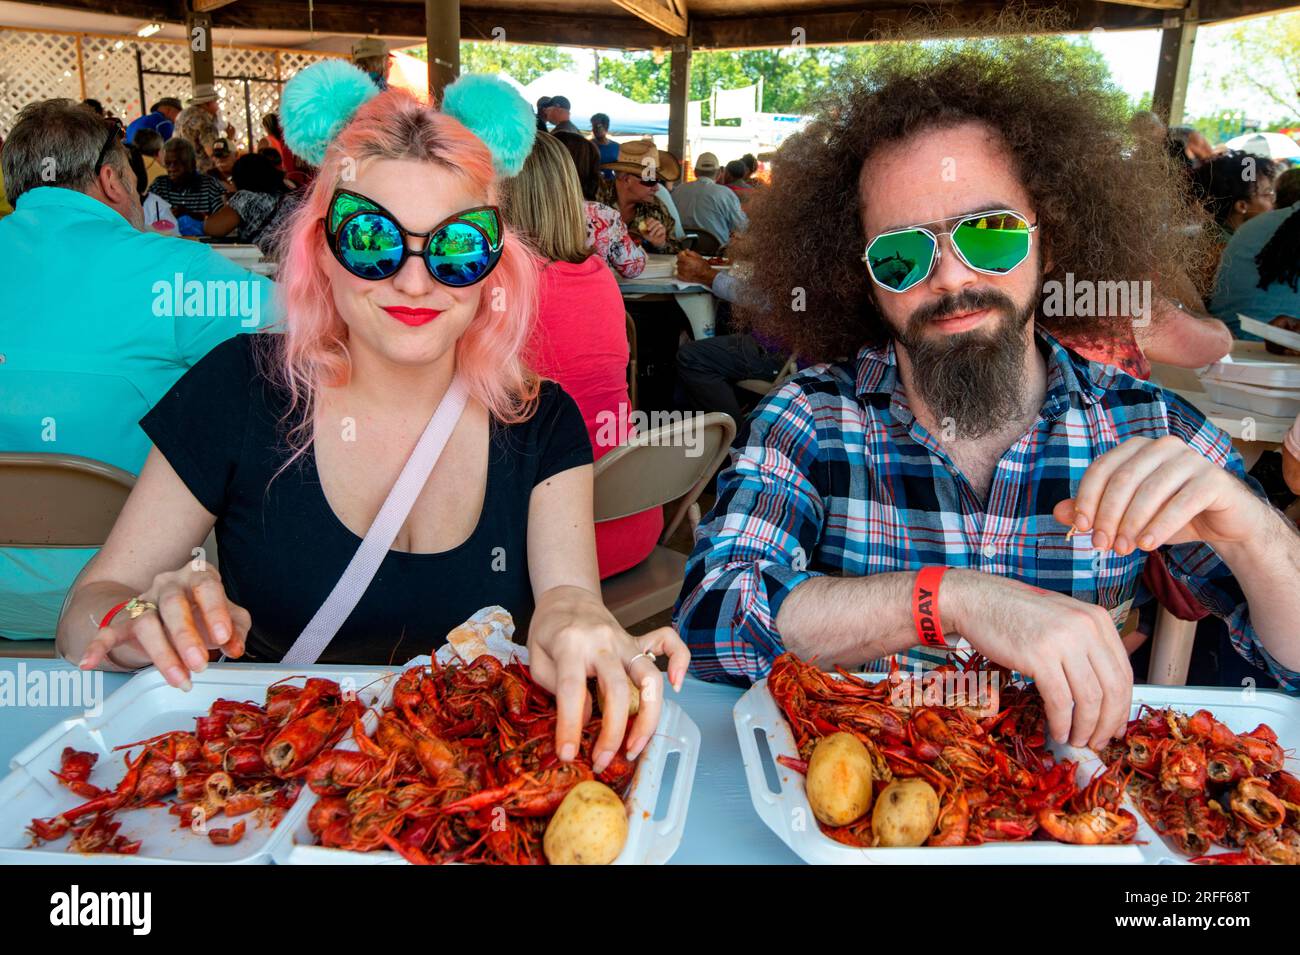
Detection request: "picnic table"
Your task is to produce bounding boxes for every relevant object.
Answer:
[208,242,277,277]
[0,656,801,865]
[617,254,718,340]
[1150,344,1296,466]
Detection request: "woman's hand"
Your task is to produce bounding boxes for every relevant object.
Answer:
[79,563,250,689]
[527,585,689,773]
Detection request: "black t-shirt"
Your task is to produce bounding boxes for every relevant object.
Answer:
[140,335,592,664]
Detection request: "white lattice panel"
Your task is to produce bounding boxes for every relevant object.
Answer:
[0,30,82,137]
[82,35,147,122]
[136,39,191,135]
[0,31,343,144]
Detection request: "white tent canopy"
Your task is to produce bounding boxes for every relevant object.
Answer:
[1224,132,1300,161]
[520,69,668,136]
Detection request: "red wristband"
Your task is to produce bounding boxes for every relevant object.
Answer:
[99,599,131,630]
[912,566,950,648]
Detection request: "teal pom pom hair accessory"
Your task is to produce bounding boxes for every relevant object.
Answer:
[280,61,536,178]
[441,74,536,178]
[280,59,380,167]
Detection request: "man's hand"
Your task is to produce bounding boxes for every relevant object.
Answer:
[1053,435,1268,555]
[675,249,715,286]
[638,217,668,249]
[944,571,1132,749]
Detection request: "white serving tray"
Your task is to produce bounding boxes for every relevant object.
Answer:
[1201,377,1300,419]
[734,675,1300,865]
[1203,354,1300,390]
[0,664,397,865]
[1239,315,1300,354]
[269,656,700,865]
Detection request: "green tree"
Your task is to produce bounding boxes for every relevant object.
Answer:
[597,34,1128,123]
[1221,13,1300,123]
[597,51,670,104]
[407,42,577,86]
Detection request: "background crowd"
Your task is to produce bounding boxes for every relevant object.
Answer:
[0,45,1298,695]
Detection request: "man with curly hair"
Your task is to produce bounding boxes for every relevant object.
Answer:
[674,40,1300,748]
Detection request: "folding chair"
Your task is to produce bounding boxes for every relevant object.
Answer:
[596,414,737,628]
[0,453,136,658]
[737,354,800,397]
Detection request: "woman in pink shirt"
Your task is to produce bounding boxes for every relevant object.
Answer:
[504,132,663,577]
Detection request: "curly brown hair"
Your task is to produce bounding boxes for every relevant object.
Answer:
[731,31,1213,363]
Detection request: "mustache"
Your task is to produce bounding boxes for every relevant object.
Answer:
[906,287,1020,333]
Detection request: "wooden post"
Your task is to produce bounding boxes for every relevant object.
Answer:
[135,46,146,120]
[1151,1,1197,127]
[75,34,87,101]
[668,34,691,162]
[186,8,215,93]
[425,0,460,104]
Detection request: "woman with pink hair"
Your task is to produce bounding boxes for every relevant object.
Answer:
[57,68,687,772]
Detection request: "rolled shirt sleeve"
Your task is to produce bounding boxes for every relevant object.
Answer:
[673,379,827,684]
[1161,395,1300,691]
[710,269,739,304]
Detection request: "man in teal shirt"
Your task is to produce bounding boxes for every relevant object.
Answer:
[0,99,278,641]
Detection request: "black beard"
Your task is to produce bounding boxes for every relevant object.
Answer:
[893,287,1036,440]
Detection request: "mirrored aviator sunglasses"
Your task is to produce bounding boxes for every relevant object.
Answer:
[323,189,504,288]
[862,210,1037,294]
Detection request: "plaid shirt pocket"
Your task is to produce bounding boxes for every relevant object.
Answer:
[1034,529,1143,631]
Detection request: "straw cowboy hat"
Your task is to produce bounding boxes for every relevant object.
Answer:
[601,139,681,182]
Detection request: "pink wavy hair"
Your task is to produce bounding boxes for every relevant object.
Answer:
[263,87,541,464]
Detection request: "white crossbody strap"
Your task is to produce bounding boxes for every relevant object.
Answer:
[280,375,469,665]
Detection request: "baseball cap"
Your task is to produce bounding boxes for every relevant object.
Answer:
[693,152,720,178]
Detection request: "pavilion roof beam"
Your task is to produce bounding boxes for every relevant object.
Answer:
[1097,0,1185,9]
[197,2,674,48]
[689,2,1173,49]
[610,0,688,37]
[20,0,189,22]
[1196,0,1300,20]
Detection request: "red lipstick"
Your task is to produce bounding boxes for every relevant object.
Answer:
[382,306,442,327]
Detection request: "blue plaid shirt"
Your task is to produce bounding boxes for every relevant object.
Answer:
[674,331,1299,691]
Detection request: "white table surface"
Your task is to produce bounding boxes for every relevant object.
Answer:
[0,657,801,865]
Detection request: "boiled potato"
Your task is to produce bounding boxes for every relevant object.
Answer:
[543,780,628,865]
[595,677,640,717]
[872,778,940,847]
[805,732,874,826]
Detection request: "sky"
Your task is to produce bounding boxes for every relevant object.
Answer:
[1074,21,1286,125]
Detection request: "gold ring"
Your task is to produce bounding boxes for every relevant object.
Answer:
[628,650,657,666]
[124,596,159,619]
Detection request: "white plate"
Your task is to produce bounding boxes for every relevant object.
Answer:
[1201,378,1300,419]
[734,675,1300,865]
[1203,354,1300,390]
[269,656,700,865]
[0,664,396,865]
